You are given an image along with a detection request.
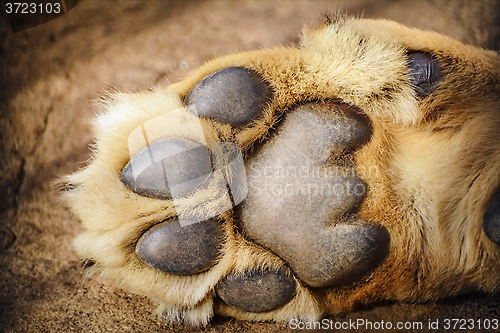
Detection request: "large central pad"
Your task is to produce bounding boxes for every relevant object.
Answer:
[239,103,389,287]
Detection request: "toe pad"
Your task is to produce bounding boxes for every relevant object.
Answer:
[121,138,212,199]
[136,218,223,275]
[484,192,500,245]
[408,52,442,97]
[216,267,296,313]
[185,67,272,126]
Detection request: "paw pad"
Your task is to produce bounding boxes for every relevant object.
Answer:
[408,52,442,97]
[483,192,500,245]
[121,138,212,199]
[216,267,296,313]
[239,102,389,287]
[136,217,223,275]
[184,67,272,126]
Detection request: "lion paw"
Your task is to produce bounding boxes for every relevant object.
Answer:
[64,17,500,325]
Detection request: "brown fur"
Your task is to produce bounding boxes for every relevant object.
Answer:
[62,16,500,325]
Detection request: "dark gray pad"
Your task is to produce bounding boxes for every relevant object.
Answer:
[238,102,389,287]
[121,138,212,199]
[483,192,500,245]
[136,218,223,275]
[408,52,443,97]
[216,267,296,313]
[184,67,272,126]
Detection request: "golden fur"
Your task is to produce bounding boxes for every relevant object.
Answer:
[63,17,500,325]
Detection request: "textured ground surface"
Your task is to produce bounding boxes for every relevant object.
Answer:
[1,1,499,332]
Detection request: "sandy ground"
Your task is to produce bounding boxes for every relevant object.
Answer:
[1,1,499,332]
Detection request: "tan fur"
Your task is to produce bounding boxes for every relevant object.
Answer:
[63,17,500,325]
